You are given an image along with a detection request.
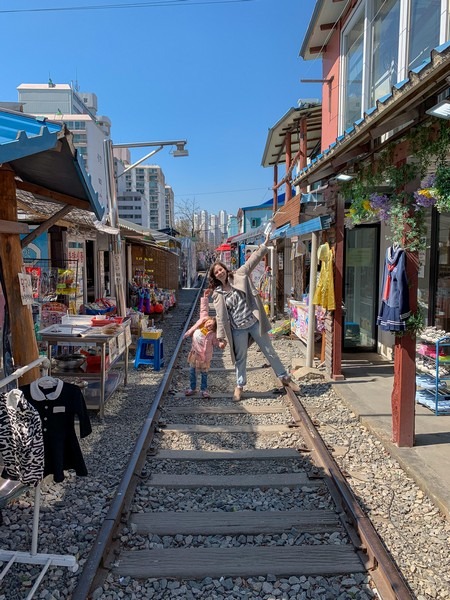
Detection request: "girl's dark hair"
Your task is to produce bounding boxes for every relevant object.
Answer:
[208,261,230,289]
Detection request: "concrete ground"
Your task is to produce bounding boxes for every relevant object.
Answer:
[295,352,450,520]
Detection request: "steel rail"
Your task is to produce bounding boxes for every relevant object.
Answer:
[71,287,202,600]
[284,386,414,600]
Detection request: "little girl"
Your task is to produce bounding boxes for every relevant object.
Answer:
[184,289,225,398]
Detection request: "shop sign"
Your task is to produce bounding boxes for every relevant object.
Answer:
[18,273,33,305]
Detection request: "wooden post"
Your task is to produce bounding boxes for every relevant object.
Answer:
[285,132,292,203]
[391,248,418,447]
[0,166,40,384]
[332,194,344,380]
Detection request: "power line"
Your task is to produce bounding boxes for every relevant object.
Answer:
[0,0,254,14]
[177,186,269,196]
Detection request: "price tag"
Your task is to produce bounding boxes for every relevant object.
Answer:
[117,332,125,353]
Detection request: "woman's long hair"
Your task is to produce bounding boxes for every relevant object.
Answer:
[208,261,230,289]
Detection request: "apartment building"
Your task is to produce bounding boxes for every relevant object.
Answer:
[164,185,174,230]
[122,165,166,230]
[17,83,110,210]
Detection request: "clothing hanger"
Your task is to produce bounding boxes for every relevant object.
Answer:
[37,375,59,389]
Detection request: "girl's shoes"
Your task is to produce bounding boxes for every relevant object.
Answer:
[201,390,211,398]
[185,389,196,396]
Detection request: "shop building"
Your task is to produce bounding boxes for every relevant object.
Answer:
[265,0,450,446]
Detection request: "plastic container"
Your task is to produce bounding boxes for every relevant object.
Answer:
[141,329,162,340]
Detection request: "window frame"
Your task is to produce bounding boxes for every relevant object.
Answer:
[339,0,448,134]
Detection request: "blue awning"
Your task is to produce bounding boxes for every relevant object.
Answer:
[285,215,331,237]
[270,223,290,239]
[0,111,63,163]
[0,108,103,220]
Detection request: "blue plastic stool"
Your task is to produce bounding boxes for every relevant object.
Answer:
[134,337,164,370]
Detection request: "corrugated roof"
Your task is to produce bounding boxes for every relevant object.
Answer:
[285,215,332,237]
[294,41,450,186]
[0,108,103,219]
[0,109,62,162]
[261,104,322,168]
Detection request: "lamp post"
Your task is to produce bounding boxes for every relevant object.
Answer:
[103,138,189,316]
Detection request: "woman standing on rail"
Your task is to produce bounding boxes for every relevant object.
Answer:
[208,231,298,401]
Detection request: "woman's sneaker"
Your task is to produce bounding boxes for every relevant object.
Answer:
[185,389,196,396]
[280,376,300,392]
[233,386,243,401]
[201,390,211,398]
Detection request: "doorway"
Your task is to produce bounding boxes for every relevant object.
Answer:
[344,225,379,351]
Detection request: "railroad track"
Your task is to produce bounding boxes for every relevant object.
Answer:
[72,288,413,600]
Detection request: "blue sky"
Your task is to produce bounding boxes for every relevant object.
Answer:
[0,0,322,217]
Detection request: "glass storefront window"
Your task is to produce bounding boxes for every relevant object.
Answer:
[409,0,440,70]
[370,0,400,106]
[417,210,432,328]
[435,213,450,333]
[344,226,379,350]
[343,11,364,130]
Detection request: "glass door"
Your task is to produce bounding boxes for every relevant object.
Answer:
[344,225,379,351]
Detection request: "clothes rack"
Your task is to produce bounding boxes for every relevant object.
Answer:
[0,356,78,600]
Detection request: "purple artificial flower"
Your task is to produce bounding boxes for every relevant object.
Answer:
[421,174,436,188]
[413,190,437,208]
[369,193,390,221]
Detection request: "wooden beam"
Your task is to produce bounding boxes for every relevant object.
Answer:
[0,220,29,234]
[16,180,92,212]
[369,109,419,139]
[0,167,40,385]
[330,143,371,168]
[309,46,326,54]
[320,23,336,31]
[21,204,73,249]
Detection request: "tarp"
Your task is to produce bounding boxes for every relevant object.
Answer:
[216,243,231,252]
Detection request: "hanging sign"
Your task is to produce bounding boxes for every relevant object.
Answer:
[113,252,123,285]
[18,273,33,305]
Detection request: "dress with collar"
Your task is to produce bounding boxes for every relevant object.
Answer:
[20,379,92,483]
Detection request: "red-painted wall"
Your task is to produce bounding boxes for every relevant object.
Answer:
[321,23,341,150]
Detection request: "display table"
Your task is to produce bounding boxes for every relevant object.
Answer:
[288,299,324,344]
[39,320,131,418]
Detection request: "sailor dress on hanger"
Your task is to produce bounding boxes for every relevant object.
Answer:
[377,245,411,332]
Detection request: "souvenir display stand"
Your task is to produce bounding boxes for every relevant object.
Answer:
[0,357,78,600]
[416,329,450,415]
[287,298,325,343]
[39,316,131,418]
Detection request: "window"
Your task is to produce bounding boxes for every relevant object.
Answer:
[250,218,261,228]
[370,0,400,106]
[342,8,365,130]
[340,0,446,133]
[408,0,441,71]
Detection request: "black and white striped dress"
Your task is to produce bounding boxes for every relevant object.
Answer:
[0,389,44,486]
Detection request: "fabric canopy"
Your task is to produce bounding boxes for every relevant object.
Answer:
[216,243,231,252]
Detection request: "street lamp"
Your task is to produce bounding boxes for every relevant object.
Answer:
[102,138,189,316]
[113,140,189,177]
